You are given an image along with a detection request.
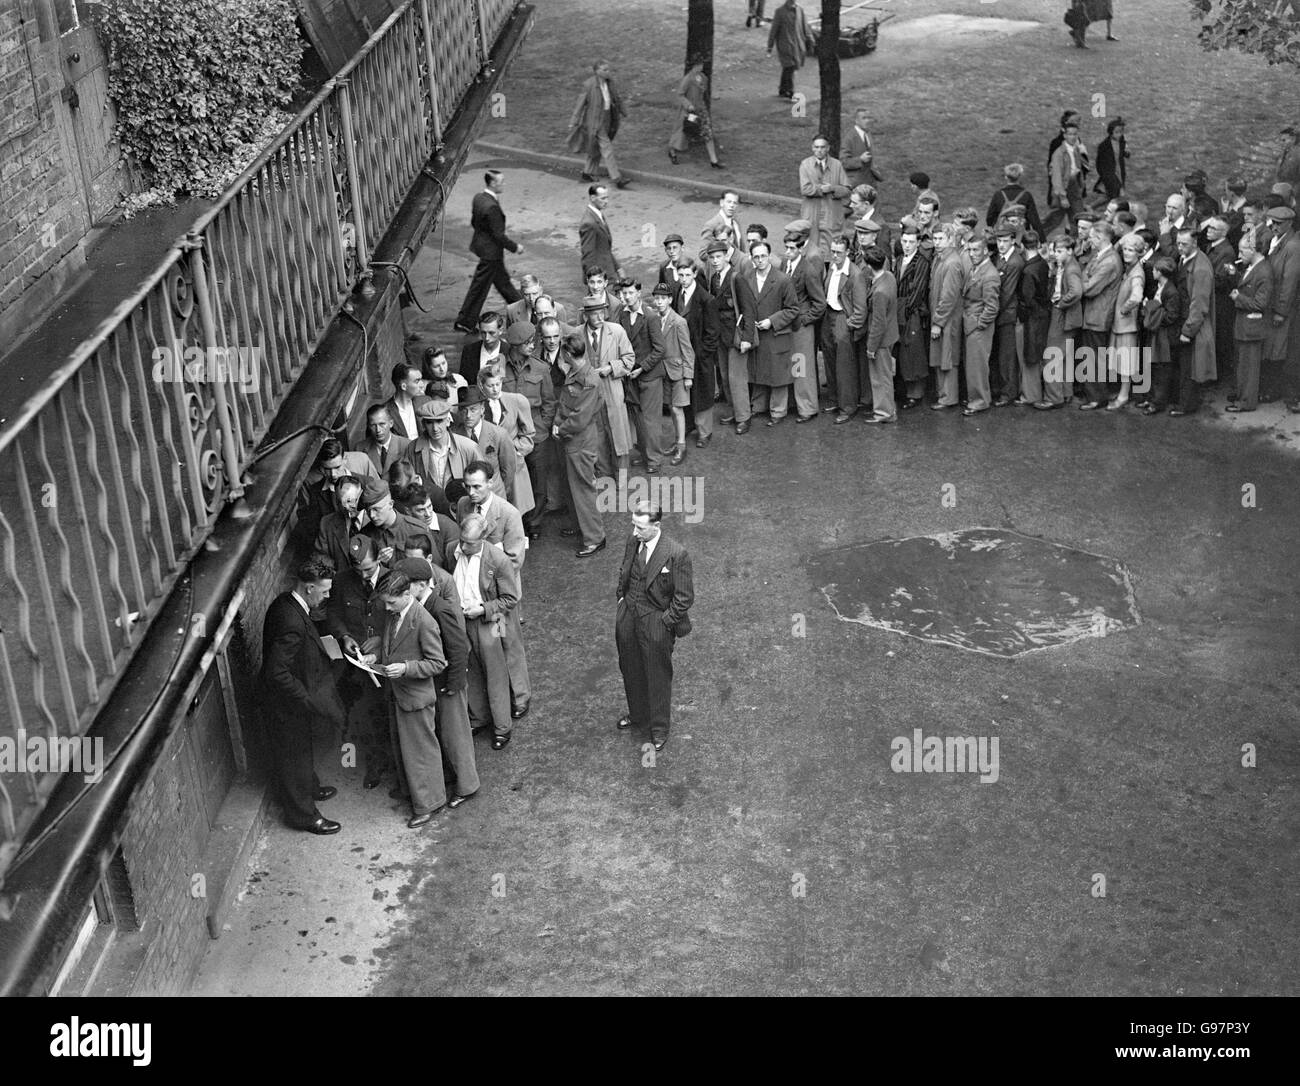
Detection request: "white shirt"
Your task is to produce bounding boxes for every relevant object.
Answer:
[678,283,695,310]
[454,548,484,613]
[482,188,499,202]
[755,270,768,294]
[599,79,611,110]
[291,590,310,616]
[587,203,604,223]
[826,262,847,311]
[481,342,502,365]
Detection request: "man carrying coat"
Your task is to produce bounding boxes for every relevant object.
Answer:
[568,61,629,189]
[615,501,694,752]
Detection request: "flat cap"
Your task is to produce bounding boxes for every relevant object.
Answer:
[854,215,883,232]
[1265,206,1295,222]
[394,556,434,582]
[415,395,452,420]
[651,282,674,297]
[505,321,536,346]
[663,233,684,246]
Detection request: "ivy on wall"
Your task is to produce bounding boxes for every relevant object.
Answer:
[95,0,303,197]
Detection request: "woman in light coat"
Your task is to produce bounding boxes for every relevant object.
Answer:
[1107,233,1147,409]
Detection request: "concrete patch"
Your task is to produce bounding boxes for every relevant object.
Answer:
[887,14,1041,42]
[812,527,1139,657]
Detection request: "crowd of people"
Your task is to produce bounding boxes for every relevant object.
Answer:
[260,72,1298,837]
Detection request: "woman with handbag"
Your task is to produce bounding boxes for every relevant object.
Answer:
[669,63,724,170]
[894,225,931,408]
[1106,233,1147,409]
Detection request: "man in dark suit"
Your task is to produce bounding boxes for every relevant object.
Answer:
[1204,217,1239,389]
[1095,117,1128,200]
[360,403,410,474]
[615,501,694,751]
[617,279,668,472]
[395,557,479,808]
[673,259,721,447]
[260,557,348,834]
[704,239,755,431]
[781,220,826,422]
[457,310,506,388]
[454,170,523,334]
[579,184,623,285]
[1017,230,1052,405]
[991,224,1027,405]
[1227,232,1274,412]
[395,483,460,568]
[371,571,448,828]
[824,234,870,421]
[311,475,364,575]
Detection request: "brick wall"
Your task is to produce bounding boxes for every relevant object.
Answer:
[0,1,90,336]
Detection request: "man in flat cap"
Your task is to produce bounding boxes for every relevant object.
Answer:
[781,219,826,421]
[408,395,481,496]
[658,233,705,291]
[1261,206,1300,410]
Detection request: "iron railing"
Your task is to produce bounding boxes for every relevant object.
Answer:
[0,0,515,867]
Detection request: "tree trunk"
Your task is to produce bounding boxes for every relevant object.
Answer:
[685,0,714,110]
[817,0,841,153]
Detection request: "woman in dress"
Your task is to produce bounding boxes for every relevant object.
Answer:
[894,224,932,408]
[1106,234,1146,409]
[1036,236,1083,408]
[668,63,724,170]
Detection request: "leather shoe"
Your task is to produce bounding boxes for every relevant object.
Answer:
[962,406,989,416]
[668,149,679,165]
[617,715,634,729]
[576,539,607,557]
[1078,401,1102,411]
[695,433,712,448]
[363,771,382,790]
[863,415,895,424]
[580,172,596,182]
[491,733,512,750]
[1168,409,1191,417]
[736,420,751,434]
[930,402,958,410]
[615,178,630,189]
[992,397,1012,407]
[315,785,337,801]
[560,527,578,537]
[794,413,815,423]
[526,527,541,540]
[452,320,475,335]
[766,415,784,426]
[651,736,667,751]
[447,791,477,809]
[301,816,341,835]
[670,444,686,465]
[511,703,530,720]
[720,413,736,424]
[834,412,854,424]
[645,464,659,474]
[407,807,444,828]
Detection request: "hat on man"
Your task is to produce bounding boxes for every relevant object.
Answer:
[909,171,931,189]
[359,478,389,509]
[1271,182,1295,202]
[704,239,729,255]
[394,556,434,583]
[994,223,1018,238]
[651,283,674,297]
[348,534,377,563]
[1226,176,1248,195]
[898,221,919,237]
[1265,206,1296,222]
[581,294,609,312]
[783,218,813,237]
[663,233,684,247]
[415,395,453,420]
[854,215,882,233]
[505,321,536,346]
[459,386,487,407]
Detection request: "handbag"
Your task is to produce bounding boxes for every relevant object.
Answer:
[1142,298,1164,331]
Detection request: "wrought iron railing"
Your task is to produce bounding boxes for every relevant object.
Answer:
[0,0,516,866]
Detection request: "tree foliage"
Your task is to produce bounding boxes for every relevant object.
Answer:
[1191,0,1300,67]
[95,0,303,195]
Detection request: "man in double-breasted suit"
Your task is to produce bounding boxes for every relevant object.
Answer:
[551,333,607,555]
[741,241,800,426]
[395,557,479,808]
[990,224,1026,405]
[579,184,623,286]
[371,570,448,827]
[1080,221,1124,407]
[454,170,523,333]
[928,228,967,409]
[823,234,870,420]
[450,515,523,750]
[960,236,1002,414]
[618,280,668,471]
[704,240,756,431]
[615,501,694,751]
[1228,233,1274,412]
[861,247,900,422]
[780,220,827,421]
[260,557,348,834]
[673,260,721,447]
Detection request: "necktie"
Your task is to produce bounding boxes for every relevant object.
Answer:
[589,330,599,357]
[474,502,484,516]
[379,444,387,469]
[636,542,647,570]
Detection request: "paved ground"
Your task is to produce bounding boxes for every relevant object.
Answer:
[191,156,1300,997]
